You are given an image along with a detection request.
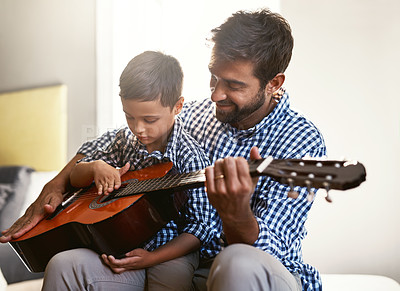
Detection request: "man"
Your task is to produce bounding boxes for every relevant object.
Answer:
[1,8,326,290]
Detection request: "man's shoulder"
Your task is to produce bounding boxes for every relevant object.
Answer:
[262,92,326,158]
[171,118,210,167]
[174,118,205,152]
[181,98,214,118]
[276,111,326,157]
[183,98,213,109]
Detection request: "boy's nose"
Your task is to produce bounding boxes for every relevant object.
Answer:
[134,122,145,134]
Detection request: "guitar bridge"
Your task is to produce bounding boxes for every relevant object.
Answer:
[46,188,85,220]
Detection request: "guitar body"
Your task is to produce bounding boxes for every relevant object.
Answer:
[9,157,367,273]
[10,162,187,273]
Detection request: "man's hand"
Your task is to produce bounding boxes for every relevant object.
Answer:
[0,180,64,243]
[204,146,262,244]
[101,248,156,274]
[0,153,84,243]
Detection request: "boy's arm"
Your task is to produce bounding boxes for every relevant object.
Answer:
[70,161,97,188]
[147,233,200,263]
[70,160,130,195]
[102,233,200,273]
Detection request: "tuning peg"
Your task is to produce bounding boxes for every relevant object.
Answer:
[304,180,315,202]
[323,182,333,203]
[287,191,299,199]
[287,178,299,199]
[307,192,315,202]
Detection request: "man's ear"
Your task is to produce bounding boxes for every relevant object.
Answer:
[174,96,185,115]
[265,73,285,94]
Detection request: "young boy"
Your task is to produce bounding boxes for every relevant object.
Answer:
[63,51,213,290]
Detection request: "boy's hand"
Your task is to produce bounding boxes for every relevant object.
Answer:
[93,161,130,195]
[101,248,155,274]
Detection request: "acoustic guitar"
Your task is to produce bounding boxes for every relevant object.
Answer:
[10,157,366,273]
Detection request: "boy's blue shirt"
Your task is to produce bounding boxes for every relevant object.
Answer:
[78,116,212,250]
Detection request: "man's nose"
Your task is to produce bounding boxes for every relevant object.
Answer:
[210,81,227,102]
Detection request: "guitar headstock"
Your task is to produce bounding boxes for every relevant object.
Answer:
[248,157,366,202]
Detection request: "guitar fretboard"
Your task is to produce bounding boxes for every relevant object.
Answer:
[111,170,206,199]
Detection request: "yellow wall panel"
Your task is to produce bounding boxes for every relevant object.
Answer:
[0,85,67,171]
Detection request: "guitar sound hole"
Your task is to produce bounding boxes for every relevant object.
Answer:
[122,178,139,185]
[90,196,118,209]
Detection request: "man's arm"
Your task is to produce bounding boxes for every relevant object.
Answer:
[0,129,119,243]
[0,154,84,243]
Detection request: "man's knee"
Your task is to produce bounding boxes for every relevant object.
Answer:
[211,244,265,277]
[46,248,96,274]
[208,244,299,291]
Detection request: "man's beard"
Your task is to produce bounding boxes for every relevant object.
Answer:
[215,88,266,125]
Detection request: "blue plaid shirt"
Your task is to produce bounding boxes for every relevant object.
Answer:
[180,88,326,290]
[78,89,326,290]
[78,117,212,251]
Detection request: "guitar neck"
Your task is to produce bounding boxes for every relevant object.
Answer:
[108,157,366,201]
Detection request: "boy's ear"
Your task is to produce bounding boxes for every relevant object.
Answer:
[265,73,285,94]
[174,96,184,115]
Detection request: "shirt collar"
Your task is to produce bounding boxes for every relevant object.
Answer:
[133,116,183,162]
[125,117,181,163]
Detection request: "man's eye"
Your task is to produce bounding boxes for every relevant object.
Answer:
[228,82,244,91]
[228,85,240,91]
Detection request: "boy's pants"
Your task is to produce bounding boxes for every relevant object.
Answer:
[42,248,198,291]
[42,244,301,291]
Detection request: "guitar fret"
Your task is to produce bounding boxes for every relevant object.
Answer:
[111,171,206,199]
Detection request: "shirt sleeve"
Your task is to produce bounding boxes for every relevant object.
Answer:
[173,137,217,246]
[77,128,119,156]
[181,186,219,246]
[252,130,326,259]
[79,129,128,168]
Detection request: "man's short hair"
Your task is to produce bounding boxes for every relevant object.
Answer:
[210,8,294,88]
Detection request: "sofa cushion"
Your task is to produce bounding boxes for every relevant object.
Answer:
[0,166,44,284]
[0,166,33,231]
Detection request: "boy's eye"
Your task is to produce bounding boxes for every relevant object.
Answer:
[144,119,158,124]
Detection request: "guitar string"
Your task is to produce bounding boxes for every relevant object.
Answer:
[68,170,206,202]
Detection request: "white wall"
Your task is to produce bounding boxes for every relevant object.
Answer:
[281,0,400,283]
[0,0,96,159]
[95,0,280,134]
